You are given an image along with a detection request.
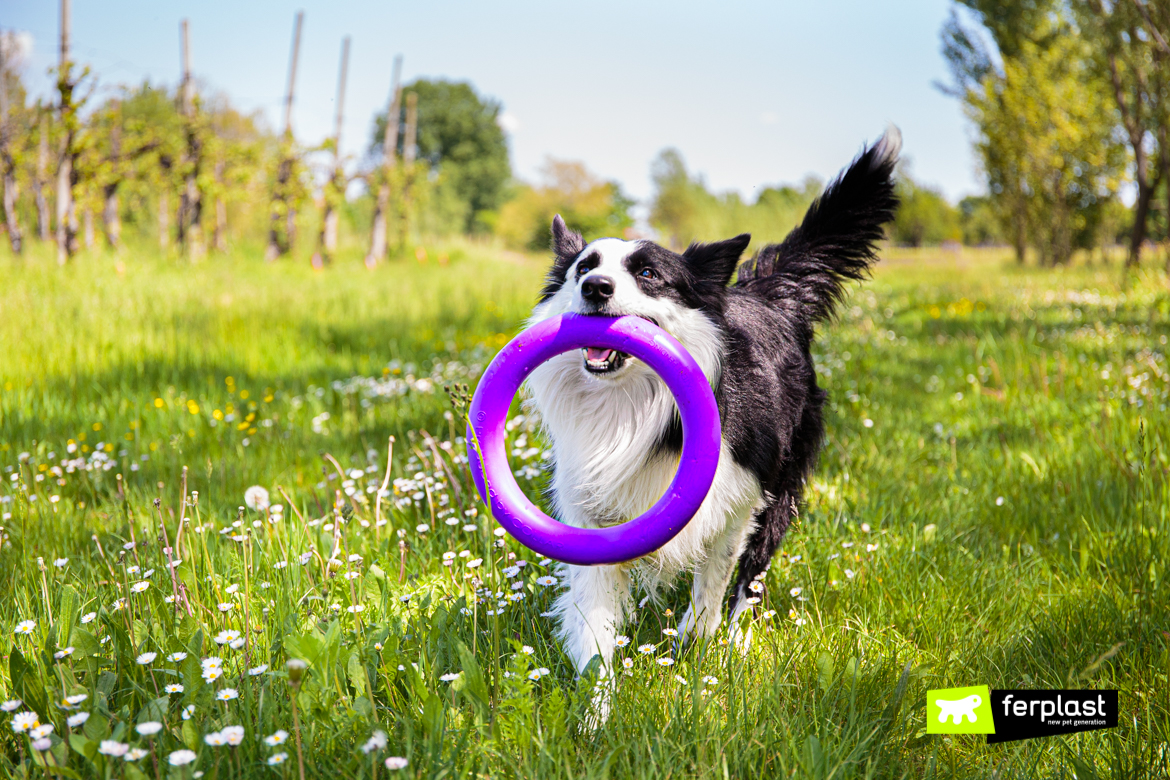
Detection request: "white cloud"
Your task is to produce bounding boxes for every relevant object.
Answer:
[759,110,780,126]
[497,111,521,134]
[0,31,34,69]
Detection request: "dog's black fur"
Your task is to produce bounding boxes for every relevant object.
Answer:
[540,133,899,619]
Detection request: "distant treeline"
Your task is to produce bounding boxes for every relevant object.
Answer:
[942,0,1170,269]
[5,4,1166,267]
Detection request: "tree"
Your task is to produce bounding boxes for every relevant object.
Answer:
[370,79,509,233]
[648,148,818,250]
[0,30,32,253]
[1074,0,1170,269]
[493,158,633,251]
[958,195,1003,246]
[115,83,184,249]
[942,0,1168,269]
[966,30,1124,265]
[891,174,961,246]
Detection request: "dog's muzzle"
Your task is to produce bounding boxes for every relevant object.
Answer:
[582,347,628,375]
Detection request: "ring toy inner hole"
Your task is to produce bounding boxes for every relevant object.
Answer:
[467,314,721,566]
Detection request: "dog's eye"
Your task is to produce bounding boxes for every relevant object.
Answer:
[639,268,656,279]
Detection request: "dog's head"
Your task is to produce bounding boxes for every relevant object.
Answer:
[530,215,749,379]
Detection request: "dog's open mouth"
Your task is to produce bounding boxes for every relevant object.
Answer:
[582,347,628,375]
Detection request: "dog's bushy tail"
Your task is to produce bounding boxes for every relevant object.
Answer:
[735,127,901,322]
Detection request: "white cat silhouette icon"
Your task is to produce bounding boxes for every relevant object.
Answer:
[935,694,982,725]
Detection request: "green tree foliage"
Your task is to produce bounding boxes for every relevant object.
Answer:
[958,195,1003,246]
[943,0,1167,268]
[648,148,819,250]
[371,79,510,233]
[493,158,633,251]
[1072,0,1170,268]
[0,35,35,252]
[891,173,961,246]
[965,26,1124,266]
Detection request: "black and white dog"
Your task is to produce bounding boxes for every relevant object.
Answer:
[524,128,901,685]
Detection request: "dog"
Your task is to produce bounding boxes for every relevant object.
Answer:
[523,128,901,693]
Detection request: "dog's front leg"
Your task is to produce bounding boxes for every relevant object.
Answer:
[679,508,755,646]
[554,564,630,673]
[552,563,630,727]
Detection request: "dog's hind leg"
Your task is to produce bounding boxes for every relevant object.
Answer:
[728,495,797,647]
[679,510,755,646]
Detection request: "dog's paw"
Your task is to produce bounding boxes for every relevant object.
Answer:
[579,680,613,732]
[678,604,723,647]
[728,622,754,654]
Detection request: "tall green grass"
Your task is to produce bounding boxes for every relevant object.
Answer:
[0,241,1166,779]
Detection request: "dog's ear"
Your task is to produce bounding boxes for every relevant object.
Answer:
[540,215,586,301]
[551,214,585,261]
[682,234,751,287]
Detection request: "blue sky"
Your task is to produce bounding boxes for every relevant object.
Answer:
[4,0,979,205]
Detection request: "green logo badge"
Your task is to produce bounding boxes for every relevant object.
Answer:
[927,685,995,734]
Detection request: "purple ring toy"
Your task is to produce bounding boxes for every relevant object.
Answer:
[467,314,721,566]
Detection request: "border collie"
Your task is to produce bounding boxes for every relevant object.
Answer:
[523,128,901,693]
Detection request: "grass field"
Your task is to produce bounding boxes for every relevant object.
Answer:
[0,239,1167,779]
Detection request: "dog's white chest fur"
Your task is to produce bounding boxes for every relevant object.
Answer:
[523,239,763,583]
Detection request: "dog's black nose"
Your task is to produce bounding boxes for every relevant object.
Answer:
[581,275,615,303]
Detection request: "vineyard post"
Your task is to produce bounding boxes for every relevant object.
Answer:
[399,91,417,249]
[178,18,204,259]
[267,10,304,261]
[55,0,78,263]
[366,54,402,266]
[315,35,349,266]
[0,27,24,254]
[36,113,50,241]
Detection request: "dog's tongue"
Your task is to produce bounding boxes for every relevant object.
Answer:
[585,348,613,362]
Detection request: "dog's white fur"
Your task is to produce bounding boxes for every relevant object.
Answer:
[524,238,766,685]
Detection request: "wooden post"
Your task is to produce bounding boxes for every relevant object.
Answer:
[55,0,76,264]
[158,156,172,250]
[403,92,418,167]
[366,55,402,266]
[213,158,227,252]
[181,20,193,116]
[399,91,418,247]
[177,19,203,258]
[267,10,303,261]
[83,206,94,249]
[282,13,302,137]
[0,29,24,254]
[36,114,50,241]
[315,35,349,266]
[102,116,121,248]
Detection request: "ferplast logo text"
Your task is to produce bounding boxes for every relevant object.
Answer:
[986,690,1118,744]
